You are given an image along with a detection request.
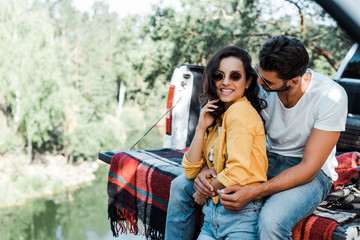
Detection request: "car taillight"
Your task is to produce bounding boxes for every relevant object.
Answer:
[166,85,175,135]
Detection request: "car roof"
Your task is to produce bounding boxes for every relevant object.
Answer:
[315,0,360,44]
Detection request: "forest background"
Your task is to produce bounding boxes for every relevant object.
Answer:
[0,0,355,206]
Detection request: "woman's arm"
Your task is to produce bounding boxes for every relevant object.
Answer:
[185,99,218,163]
[210,178,225,194]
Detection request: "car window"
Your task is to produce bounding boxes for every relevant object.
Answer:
[341,46,360,80]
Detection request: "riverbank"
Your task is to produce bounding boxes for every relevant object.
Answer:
[0,153,100,208]
[0,163,147,240]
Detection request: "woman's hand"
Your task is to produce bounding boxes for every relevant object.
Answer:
[193,192,207,206]
[197,99,219,131]
[194,167,217,198]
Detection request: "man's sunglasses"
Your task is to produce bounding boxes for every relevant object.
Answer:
[211,70,243,82]
[255,64,290,89]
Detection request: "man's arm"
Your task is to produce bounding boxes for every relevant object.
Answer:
[219,128,340,210]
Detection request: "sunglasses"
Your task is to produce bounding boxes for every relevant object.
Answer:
[255,64,290,89]
[211,70,243,82]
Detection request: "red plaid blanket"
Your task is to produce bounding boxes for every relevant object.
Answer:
[108,148,185,239]
[107,149,360,240]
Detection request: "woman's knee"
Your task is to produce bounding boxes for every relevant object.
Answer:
[170,174,195,198]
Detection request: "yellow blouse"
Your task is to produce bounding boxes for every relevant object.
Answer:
[182,96,268,203]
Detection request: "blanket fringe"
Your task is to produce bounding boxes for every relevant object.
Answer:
[145,226,165,240]
[110,213,165,240]
[108,199,165,239]
[137,219,146,236]
[109,205,138,237]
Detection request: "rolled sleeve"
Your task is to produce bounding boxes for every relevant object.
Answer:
[181,153,205,179]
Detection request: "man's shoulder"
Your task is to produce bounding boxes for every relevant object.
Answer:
[310,70,347,96]
[311,70,340,87]
[309,70,348,109]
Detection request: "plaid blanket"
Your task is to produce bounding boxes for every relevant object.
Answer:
[107,149,360,240]
[108,148,185,239]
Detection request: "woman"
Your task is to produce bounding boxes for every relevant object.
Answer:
[181,46,268,239]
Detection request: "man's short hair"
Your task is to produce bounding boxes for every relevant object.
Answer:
[259,35,309,80]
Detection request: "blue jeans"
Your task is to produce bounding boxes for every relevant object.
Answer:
[258,152,332,239]
[165,174,197,240]
[164,152,333,240]
[198,199,263,240]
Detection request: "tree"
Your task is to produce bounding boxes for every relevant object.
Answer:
[0,0,66,160]
[0,0,352,160]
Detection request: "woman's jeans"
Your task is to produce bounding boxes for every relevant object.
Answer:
[164,152,333,240]
[198,199,263,240]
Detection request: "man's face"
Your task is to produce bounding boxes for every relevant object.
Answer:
[255,65,291,92]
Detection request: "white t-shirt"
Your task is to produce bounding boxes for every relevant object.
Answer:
[260,69,348,181]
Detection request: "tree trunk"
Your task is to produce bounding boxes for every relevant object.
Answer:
[116,80,126,119]
[14,90,20,123]
[0,94,8,131]
[27,116,34,162]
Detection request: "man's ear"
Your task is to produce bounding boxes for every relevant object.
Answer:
[288,76,299,86]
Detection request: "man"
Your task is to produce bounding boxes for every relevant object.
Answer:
[165,35,348,239]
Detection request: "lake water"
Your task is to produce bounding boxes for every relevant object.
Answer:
[0,163,146,240]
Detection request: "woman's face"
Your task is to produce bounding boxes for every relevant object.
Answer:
[214,56,251,110]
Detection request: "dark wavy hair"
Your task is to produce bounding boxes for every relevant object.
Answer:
[259,35,309,80]
[201,46,267,121]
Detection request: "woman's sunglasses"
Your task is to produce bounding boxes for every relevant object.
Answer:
[211,70,243,82]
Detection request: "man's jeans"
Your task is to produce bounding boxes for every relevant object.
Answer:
[164,152,333,240]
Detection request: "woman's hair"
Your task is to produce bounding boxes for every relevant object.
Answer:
[259,35,309,80]
[201,46,267,120]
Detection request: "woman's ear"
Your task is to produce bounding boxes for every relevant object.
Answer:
[246,76,253,89]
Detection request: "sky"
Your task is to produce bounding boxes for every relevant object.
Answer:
[72,0,304,26]
[72,0,181,18]
[71,0,331,27]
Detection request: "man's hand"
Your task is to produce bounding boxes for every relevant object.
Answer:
[218,185,257,210]
[193,192,207,206]
[194,168,217,198]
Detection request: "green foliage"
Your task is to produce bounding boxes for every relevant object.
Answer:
[0,127,25,154]
[0,0,353,161]
[64,117,125,161]
[120,106,164,150]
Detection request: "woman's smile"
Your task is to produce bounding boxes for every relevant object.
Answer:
[215,56,250,109]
